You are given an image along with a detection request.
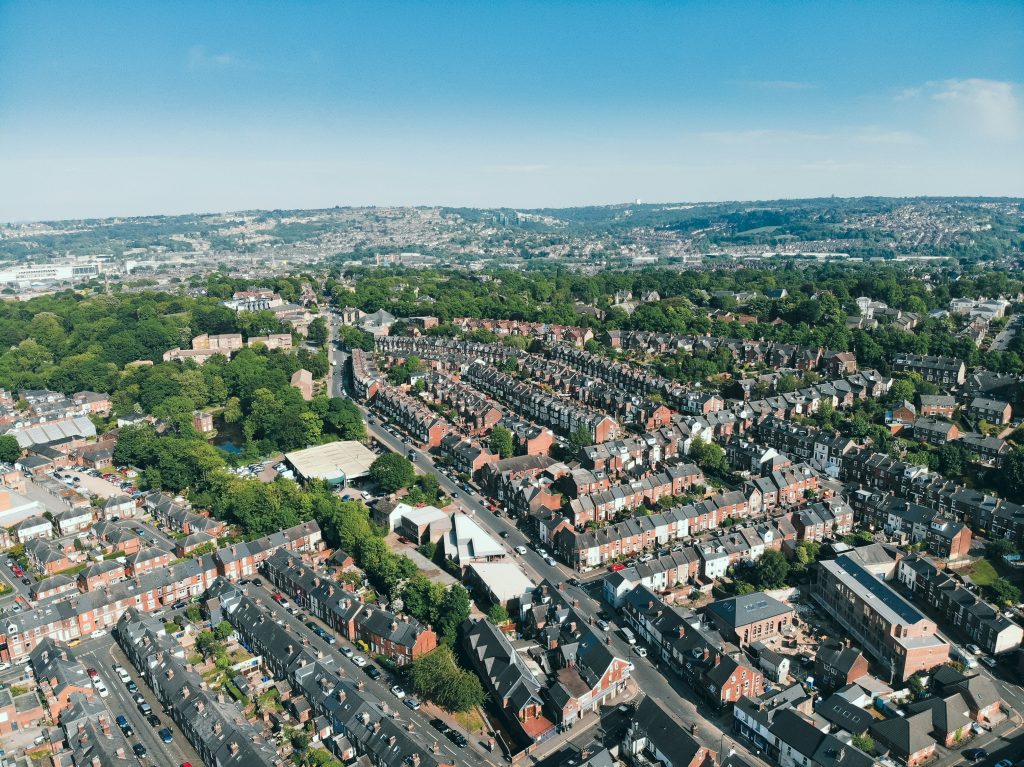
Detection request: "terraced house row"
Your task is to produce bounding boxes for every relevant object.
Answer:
[260,548,438,665]
[464,362,621,443]
[208,579,460,767]
[371,383,453,448]
[565,463,705,526]
[0,521,321,662]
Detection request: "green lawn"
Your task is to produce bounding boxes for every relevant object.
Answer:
[964,558,998,586]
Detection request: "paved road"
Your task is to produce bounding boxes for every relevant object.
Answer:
[327,319,765,764]
[241,580,502,767]
[340,409,765,764]
[76,636,203,767]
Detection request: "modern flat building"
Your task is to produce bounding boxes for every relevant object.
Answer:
[813,554,948,681]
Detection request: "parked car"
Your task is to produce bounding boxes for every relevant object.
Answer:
[116,715,134,737]
[146,714,161,728]
[365,666,382,680]
[596,619,610,631]
[137,702,152,716]
[132,743,147,758]
[446,729,469,748]
[341,647,354,658]
[403,696,421,710]
[515,545,527,555]
[352,655,367,667]
[158,728,173,743]
[980,655,998,669]
[964,749,988,762]
[633,646,648,658]
[429,718,450,734]
[93,679,109,697]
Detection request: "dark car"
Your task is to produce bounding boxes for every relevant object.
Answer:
[446,729,469,748]
[964,749,988,762]
[365,666,382,680]
[252,578,262,587]
[21,578,31,585]
[403,696,421,710]
[116,715,134,737]
[146,714,160,728]
[172,601,186,610]
[429,718,450,734]
[137,702,152,716]
[499,530,509,538]
[567,577,580,586]
[158,728,173,743]
[132,692,146,704]
[132,743,147,758]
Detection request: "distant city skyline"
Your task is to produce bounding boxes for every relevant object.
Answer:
[1,0,1022,221]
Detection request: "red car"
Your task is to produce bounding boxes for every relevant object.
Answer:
[272,593,283,602]
[87,667,98,678]
[610,562,626,572]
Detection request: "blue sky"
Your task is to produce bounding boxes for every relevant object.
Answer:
[1,0,1022,220]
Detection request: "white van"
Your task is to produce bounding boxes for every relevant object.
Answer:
[621,627,636,645]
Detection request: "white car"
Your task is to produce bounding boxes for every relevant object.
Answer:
[93,679,110,697]
[352,655,368,667]
[0,661,11,671]
[390,685,406,699]
[515,545,527,555]
[90,628,107,639]
[341,647,354,658]
[633,646,648,658]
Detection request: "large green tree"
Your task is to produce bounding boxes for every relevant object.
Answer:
[369,452,416,493]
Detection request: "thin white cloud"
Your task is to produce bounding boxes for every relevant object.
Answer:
[696,129,827,142]
[855,127,918,145]
[929,78,1021,141]
[481,163,547,173]
[187,45,237,70]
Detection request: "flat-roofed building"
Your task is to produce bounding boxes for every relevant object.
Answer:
[284,440,377,485]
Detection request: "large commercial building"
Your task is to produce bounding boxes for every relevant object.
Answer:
[284,440,377,485]
[813,554,948,681]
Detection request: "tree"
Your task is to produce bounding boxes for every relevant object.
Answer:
[851,734,874,753]
[214,620,234,640]
[0,434,21,463]
[185,605,203,623]
[689,436,729,476]
[409,645,485,712]
[436,585,471,644]
[307,317,329,347]
[369,453,416,494]
[489,426,514,459]
[985,538,1018,563]
[486,604,510,624]
[568,425,593,450]
[986,577,1021,607]
[756,550,790,589]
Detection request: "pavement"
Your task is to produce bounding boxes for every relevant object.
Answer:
[63,635,204,767]
[242,579,502,767]
[328,324,769,767]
